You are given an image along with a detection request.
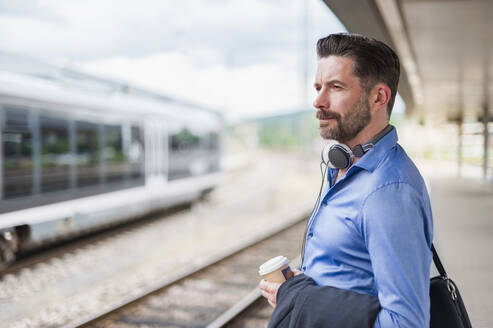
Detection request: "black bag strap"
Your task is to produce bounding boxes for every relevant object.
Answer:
[431,243,447,278]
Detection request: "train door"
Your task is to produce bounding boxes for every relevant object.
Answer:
[144,120,166,185]
[161,120,169,182]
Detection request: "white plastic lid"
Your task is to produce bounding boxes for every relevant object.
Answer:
[258,256,289,276]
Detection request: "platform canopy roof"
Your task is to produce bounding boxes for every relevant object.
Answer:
[322,0,492,124]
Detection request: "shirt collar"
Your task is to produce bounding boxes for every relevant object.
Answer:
[352,125,398,172]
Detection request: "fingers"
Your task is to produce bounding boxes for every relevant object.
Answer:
[259,279,281,294]
[293,269,304,276]
[261,289,277,308]
[259,279,281,308]
[261,289,272,301]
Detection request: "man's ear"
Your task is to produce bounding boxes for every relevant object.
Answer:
[370,83,391,113]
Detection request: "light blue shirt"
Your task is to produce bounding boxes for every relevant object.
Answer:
[302,127,433,327]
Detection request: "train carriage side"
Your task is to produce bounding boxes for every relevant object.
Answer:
[0,72,223,268]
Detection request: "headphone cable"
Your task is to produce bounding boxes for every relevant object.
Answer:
[300,160,329,267]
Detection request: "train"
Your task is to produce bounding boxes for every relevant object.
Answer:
[0,53,223,269]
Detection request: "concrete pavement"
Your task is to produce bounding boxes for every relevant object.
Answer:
[429,175,493,328]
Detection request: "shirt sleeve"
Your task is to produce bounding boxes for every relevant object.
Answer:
[362,182,433,328]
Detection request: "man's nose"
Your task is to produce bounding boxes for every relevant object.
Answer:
[313,91,329,111]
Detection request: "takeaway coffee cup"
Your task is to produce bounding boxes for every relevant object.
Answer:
[259,256,293,283]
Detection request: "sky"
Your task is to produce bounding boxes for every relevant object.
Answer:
[0,0,403,121]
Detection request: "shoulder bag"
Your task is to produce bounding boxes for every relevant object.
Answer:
[430,244,472,328]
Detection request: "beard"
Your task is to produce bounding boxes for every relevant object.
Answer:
[316,94,371,142]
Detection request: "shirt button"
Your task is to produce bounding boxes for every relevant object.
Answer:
[308,232,313,239]
[302,266,306,271]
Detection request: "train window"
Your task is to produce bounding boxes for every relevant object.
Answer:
[206,131,220,173]
[104,124,125,183]
[76,121,100,187]
[168,128,203,181]
[2,108,33,198]
[206,131,219,150]
[129,126,144,179]
[40,116,70,192]
[170,128,201,152]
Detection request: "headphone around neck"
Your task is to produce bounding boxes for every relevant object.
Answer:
[322,125,394,170]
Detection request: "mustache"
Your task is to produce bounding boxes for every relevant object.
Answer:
[316,110,340,121]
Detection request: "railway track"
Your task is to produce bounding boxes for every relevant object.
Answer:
[1,204,192,277]
[72,218,307,328]
[223,297,275,328]
[0,152,318,328]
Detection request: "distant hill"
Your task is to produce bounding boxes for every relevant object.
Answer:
[229,110,319,149]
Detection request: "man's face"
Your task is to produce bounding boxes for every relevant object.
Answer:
[313,56,371,143]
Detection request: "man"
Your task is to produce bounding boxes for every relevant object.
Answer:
[260,33,433,327]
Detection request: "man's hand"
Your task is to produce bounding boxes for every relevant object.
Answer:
[293,268,304,276]
[259,279,282,308]
[259,269,304,308]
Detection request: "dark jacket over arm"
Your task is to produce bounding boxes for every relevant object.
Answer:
[268,275,381,328]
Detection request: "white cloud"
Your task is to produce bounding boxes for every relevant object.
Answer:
[82,51,302,121]
[0,0,303,62]
[0,0,346,120]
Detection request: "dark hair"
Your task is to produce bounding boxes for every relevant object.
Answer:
[316,33,400,117]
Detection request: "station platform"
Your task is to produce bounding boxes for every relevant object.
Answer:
[422,162,493,328]
[1,150,491,327]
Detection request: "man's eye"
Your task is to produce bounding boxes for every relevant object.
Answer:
[331,85,342,90]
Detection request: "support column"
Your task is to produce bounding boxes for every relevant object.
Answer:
[483,104,489,181]
[458,118,463,178]
[457,61,464,178]
[482,51,490,182]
